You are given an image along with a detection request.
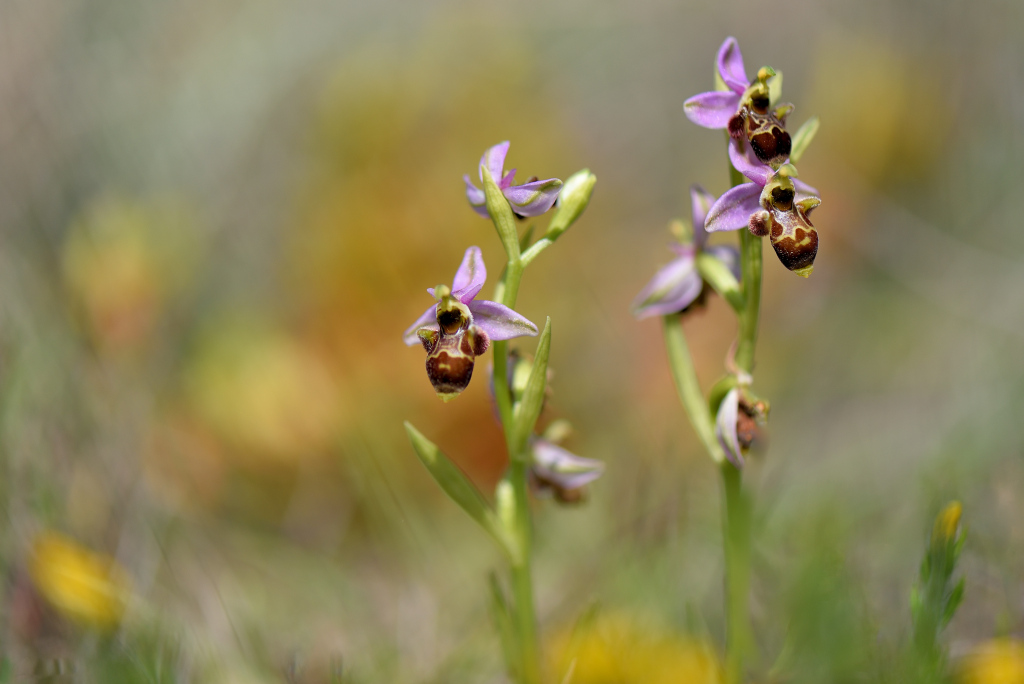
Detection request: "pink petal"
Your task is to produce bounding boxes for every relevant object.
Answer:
[403,303,439,346]
[715,388,744,467]
[466,300,539,341]
[531,439,605,491]
[500,168,517,190]
[690,184,717,248]
[451,246,487,303]
[503,178,562,217]
[631,251,703,319]
[464,175,489,217]
[478,141,510,185]
[705,184,762,232]
[717,37,749,94]
[684,91,741,129]
[729,139,771,186]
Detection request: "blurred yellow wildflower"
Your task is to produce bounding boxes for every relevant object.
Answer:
[183,320,343,466]
[933,500,963,546]
[62,194,199,353]
[548,612,722,684]
[957,639,1024,684]
[29,532,131,630]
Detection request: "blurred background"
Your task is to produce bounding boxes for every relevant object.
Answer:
[1,0,1023,681]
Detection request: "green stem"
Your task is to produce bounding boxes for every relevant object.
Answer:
[662,314,726,463]
[722,461,754,684]
[721,153,762,684]
[491,257,539,684]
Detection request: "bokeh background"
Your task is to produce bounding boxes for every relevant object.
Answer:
[2,0,1023,681]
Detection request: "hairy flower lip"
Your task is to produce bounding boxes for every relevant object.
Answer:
[632,185,740,319]
[464,142,562,218]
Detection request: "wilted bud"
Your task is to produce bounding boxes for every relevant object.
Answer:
[759,166,820,277]
[715,387,769,467]
[546,168,597,240]
[728,67,793,169]
[528,436,604,505]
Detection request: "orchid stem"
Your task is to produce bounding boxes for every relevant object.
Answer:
[491,252,540,684]
[662,313,726,463]
[722,157,760,684]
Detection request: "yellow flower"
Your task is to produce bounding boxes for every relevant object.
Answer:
[549,611,722,684]
[958,639,1024,684]
[933,501,963,546]
[29,532,131,630]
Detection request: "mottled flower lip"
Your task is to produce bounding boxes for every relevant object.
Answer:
[704,159,819,235]
[683,37,749,129]
[464,142,562,218]
[632,186,741,319]
[403,246,539,345]
[530,437,604,492]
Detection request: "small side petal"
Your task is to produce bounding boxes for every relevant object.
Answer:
[467,300,539,341]
[478,141,510,185]
[631,252,703,319]
[403,303,439,346]
[503,178,562,217]
[793,178,819,201]
[464,175,490,217]
[500,168,517,190]
[717,37,749,94]
[684,91,741,129]
[715,388,744,467]
[451,246,487,303]
[532,439,605,491]
[729,139,772,186]
[705,184,762,232]
[690,184,717,248]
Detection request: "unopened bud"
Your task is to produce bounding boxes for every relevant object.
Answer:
[546,169,596,240]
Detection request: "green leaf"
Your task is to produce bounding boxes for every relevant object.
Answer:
[404,422,516,557]
[789,116,820,164]
[943,577,965,627]
[482,167,521,261]
[696,252,743,312]
[488,572,519,678]
[513,317,552,455]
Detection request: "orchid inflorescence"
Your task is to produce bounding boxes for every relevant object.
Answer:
[404,141,597,684]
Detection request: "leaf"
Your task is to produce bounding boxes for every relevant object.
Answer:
[489,572,519,678]
[943,577,965,627]
[790,116,820,164]
[404,422,516,557]
[513,317,552,454]
[482,167,521,260]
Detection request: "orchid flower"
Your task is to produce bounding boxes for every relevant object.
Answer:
[714,385,767,468]
[529,434,604,504]
[404,247,538,400]
[705,160,822,278]
[684,37,794,169]
[632,185,740,318]
[464,141,562,218]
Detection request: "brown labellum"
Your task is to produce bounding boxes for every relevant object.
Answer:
[764,186,820,277]
[729,94,793,170]
[420,306,490,401]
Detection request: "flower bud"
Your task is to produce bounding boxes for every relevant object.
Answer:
[546,169,597,240]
